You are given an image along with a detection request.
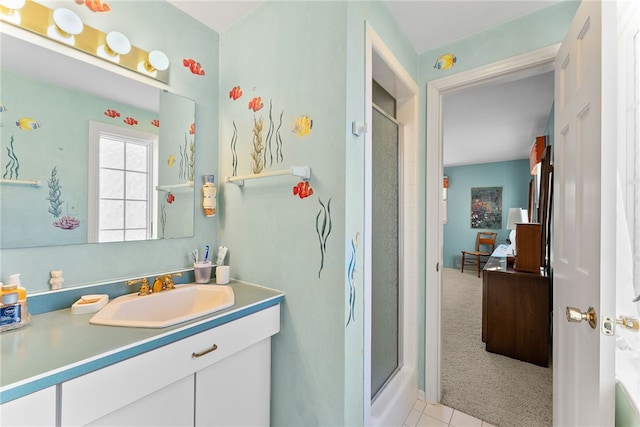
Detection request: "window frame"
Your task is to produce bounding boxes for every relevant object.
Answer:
[87,121,159,243]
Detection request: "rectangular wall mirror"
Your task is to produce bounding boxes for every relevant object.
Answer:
[0,32,196,249]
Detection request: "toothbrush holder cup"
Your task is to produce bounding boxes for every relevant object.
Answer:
[194,261,213,284]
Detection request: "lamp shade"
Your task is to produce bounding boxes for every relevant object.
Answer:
[506,208,528,230]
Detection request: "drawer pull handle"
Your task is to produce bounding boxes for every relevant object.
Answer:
[192,344,218,358]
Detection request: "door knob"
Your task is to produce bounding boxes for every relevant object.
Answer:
[566,306,597,329]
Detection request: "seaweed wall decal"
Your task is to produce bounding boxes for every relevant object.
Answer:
[346,232,360,327]
[3,135,19,179]
[231,121,238,176]
[46,166,63,218]
[250,116,264,174]
[275,110,284,164]
[264,100,275,168]
[160,204,167,239]
[315,197,333,278]
[179,132,195,181]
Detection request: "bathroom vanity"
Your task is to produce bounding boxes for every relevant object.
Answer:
[0,280,284,426]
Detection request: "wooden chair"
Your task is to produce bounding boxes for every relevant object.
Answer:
[461,231,498,277]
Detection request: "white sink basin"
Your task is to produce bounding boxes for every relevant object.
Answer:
[89,284,234,328]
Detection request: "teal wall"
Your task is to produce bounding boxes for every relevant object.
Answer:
[219,2,417,425]
[443,159,532,269]
[416,0,580,392]
[0,1,219,292]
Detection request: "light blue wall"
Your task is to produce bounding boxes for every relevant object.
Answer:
[416,0,580,392]
[0,1,219,292]
[219,1,417,425]
[443,159,531,269]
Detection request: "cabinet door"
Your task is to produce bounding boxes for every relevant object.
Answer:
[195,338,271,426]
[0,386,56,426]
[87,375,193,427]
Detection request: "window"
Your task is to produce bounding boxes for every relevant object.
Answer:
[88,121,158,243]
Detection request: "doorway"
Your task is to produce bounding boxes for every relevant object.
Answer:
[424,45,560,402]
[365,24,419,427]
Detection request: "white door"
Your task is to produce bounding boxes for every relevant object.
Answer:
[553,1,617,425]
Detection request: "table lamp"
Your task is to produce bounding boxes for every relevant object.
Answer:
[506,208,528,255]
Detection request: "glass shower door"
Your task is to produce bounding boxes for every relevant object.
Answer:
[370,105,400,400]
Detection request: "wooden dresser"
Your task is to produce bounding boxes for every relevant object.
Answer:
[482,245,551,367]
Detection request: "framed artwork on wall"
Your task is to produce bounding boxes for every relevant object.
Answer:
[470,186,502,229]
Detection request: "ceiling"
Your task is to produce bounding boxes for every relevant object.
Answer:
[168,0,559,166]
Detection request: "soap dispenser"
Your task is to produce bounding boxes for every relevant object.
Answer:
[202,174,216,217]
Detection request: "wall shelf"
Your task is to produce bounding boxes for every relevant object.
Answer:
[0,179,42,187]
[225,166,311,187]
[155,181,194,192]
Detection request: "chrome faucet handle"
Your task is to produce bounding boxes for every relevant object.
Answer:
[126,277,151,296]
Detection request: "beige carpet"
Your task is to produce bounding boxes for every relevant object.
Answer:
[440,267,552,427]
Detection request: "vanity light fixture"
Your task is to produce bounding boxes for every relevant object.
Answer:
[0,0,25,24]
[2,0,170,83]
[47,7,83,45]
[97,31,131,63]
[140,50,170,75]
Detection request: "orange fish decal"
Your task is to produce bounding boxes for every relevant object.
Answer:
[166,193,175,204]
[248,97,263,112]
[189,123,195,135]
[78,0,111,12]
[293,181,313,199]
[151,119,160,127]
[104,109,120,118]
[229,86,243,100]
[182,58,205,76]
[123,117,138,126]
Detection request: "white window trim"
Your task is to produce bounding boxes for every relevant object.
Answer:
[87,120,159,243]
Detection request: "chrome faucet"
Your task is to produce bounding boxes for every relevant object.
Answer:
[126,278,151,296]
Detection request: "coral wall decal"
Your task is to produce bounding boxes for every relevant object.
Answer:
[315,197,333,278]
[231,121,238,176]
[346,232,360,327]
[250,116,264,174]
[3,135,19,179]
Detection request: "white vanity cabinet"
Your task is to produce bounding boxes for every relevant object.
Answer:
[0,386,56,426]
[61,305,280,426]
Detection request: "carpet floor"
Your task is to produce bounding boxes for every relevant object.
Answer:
[440,267,552,427]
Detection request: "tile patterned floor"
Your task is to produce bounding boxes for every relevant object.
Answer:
[404,399,496,427]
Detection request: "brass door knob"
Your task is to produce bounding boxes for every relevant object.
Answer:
[566,306,597,329]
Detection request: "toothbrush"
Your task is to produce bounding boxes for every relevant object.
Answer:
[204,245,210,262]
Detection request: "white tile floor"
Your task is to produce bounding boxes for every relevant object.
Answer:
[404,399,496,427]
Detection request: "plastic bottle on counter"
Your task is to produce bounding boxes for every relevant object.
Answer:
[0,291,26,332]
[1,275,30,330]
